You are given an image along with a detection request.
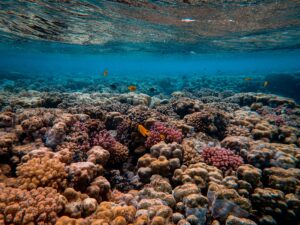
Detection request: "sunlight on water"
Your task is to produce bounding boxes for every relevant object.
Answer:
[0,1,300,225]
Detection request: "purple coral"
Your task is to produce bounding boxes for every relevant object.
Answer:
[266,114,286,126]
[145,122,182,148]
[202,147,243,171]
[92,130,116,150]
[68,121,91,151]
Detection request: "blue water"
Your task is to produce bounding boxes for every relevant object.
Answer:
[0,0,300,100]
[1,43,300,77]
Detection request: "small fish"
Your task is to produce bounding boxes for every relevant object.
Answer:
[138,125,150,137]
[263,81,269,87]
[244,77,252,81]
[181,18,196,23]
[128,85,137,92]
[110,84,117,90]
[103,69,108,77]
[149,87,156,92]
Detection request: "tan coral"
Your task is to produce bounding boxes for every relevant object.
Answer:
[208,183,252,220]
[0,184,66,225]
[137,142,184,182]
[173,182,208,224]
[173,162,223,189]
[246,141,300,169]
[278,125,300,144]
[63,188,97,218]
[66,162,103,191]
[251,188,287,224]
[16,156,67,191]
[184,109,228,139]
[0,131,17,156]
[87,176,111,202]
[0,111,14,127]
[87,146,110,165]
[263,167,300,194]
[225,215,257,225]
[251,120,278,140]
[110,142,129,165]
[55,216,89,225]
[93,201,137,224]
[138,176,175,208]
[237,164,262,187]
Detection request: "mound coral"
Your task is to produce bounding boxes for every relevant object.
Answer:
[92,201,137,224]
[16,156,67,191]
[246,141,300,169]
[145,122,182,148]
[202,147,244,172]
[172,162,223,189]
[66,162,101,192]
[184,110,228,139]
[137,142,183,182]
[62,187,98,218]
[0,184,66,225]
[208,183,252,220]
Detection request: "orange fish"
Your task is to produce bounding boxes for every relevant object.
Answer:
[138,125,150,137]
[103,69,108,77]
[128,85,137,92]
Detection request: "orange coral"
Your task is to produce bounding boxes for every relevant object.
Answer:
[16,156,67,191]
[0,184,66,225]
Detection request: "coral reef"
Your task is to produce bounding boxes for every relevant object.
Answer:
[1,88,300,225]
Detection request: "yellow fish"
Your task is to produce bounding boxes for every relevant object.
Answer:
[138,125,150,137]
[103,69,108,77]
[244,77,252,81]
[128,85,137,92]
[263,81,269,87]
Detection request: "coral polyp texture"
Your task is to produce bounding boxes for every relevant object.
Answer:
[145,122,183,148]
[202,147,244,172]
[0,90,300,225]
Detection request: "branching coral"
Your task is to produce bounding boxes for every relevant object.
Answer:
[202,147,243,172]
[92,130,129,164]
[145,122,182,148]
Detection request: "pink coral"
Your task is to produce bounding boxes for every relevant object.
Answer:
[92,130,116,150]
[145,122,182,148]
[92,130,128,164]
[202,147,243,171]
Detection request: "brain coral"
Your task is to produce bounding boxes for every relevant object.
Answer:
[0,184,66,225]
[16,156,67,191]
